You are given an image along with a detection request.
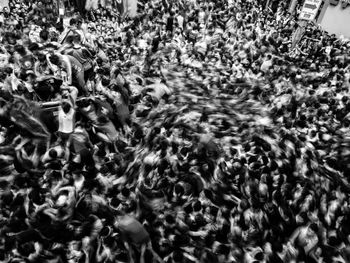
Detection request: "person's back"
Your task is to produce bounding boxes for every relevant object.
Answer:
[69,128,91,154]
[96,115,119,142]
[65,54,86,92]
[113,85,130,125]
[67,46,93,71]
[260,54,273,73]
[115,214,150,245]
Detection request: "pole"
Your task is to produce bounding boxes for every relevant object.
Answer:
[126,0,129,17]
[289,0,298,14]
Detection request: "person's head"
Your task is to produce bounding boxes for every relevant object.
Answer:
[309,222,319,234]
[165,214,176,226]
[73,34,81,45]
[28,42,40,53]
[14,44,26,56]
[172,250,184,263]
[193,200,202,212]
[121,187,130,198]
[1,190,14,207]
[61,101,71,114]
[48,149,58,159]
[36,52,46,63]
[17,242,35,257]
[174,184,184,196]
[69,18,77,27]
[29,188,46,205]
[49,54,60,65]
[39,29,49,42]
[65,35,75,45]
[97,115,109,124]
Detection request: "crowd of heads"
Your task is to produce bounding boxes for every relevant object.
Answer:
[1,0,350,262]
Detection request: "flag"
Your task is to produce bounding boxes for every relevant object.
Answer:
[10,109,50,139]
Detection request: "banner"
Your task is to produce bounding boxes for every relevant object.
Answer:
[125,0,137,17]
[299,0,323,20]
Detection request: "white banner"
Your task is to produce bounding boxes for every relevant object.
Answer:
[124,0,138,18]
[299,0,323,20]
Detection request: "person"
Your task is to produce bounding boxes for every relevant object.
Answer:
[176,10,185,31]
[260,54,273,73]
[166,11,175,35]
[65,34,94,82]
[58,17,78,44]
[66,123,94,155]
[288,223,320,263]
[57,92,75,145]
[48,53,86,94]
[113,212,164,263]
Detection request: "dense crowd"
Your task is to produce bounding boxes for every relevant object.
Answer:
[1,0,350,262]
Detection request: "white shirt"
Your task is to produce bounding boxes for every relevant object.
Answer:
[198,11,205,24]
[177,15,184,29]
[58,107,75,133]
[260,59,272,73]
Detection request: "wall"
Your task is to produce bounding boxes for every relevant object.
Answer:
[0,0,9,9]
[319,0,350,38]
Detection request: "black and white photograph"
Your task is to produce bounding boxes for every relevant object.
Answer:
[1,0,350,262]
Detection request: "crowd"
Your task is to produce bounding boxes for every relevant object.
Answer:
[1,0,350,262]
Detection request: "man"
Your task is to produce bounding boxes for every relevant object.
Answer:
[73,0,87,16]
[0,10,4,26]
[58,18,78,44]
[113,212,164,263]
[1,6,9,19]
[66,123,94,157]
[65,34,94,82]
[48,53,86,94]
[260,54,273,73]
[166,11,175,34]
[176,10,185,31]
[57,98,75,145]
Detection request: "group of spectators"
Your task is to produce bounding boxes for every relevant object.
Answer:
[1,0,350,263]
